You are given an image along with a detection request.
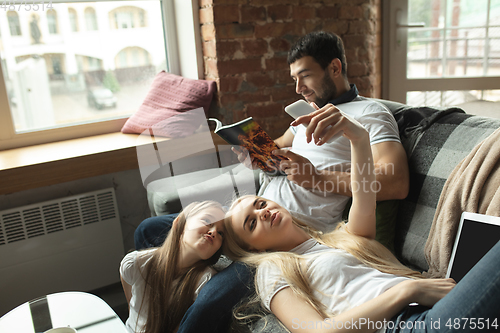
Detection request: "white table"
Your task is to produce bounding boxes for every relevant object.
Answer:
[0,292,128,333]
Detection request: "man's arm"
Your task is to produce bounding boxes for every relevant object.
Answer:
[274,128,295,148]
[371,141,409,201]
[274,141,408,201]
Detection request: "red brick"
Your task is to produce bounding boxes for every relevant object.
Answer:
[204,58,219,77]
[267,5,291,21]
[216,23,255,39]
[347,62,368,77]
[201,23,216,41]
[199,0,213,7]
[216,40,241,59]
[241,91,271,103]
[274,69,294,85]
[218,58,262,76]
[348,20,375,35]
[260,115,290,139]
[338,5,364,20]
[219,76,243,93]
[247,103,283,118]
[213,5,240,23]
[269,38,290,53]
[199,6,214,24]
[342,34,368,50]
[246,72,275,88]
[291,6,315,20]
[242,39,269,56]
[202,40,216,58]
[241,5,266,22]
[322,20,349,35]
[315,6,338,19]
[266,85,297,102]
[255,22,302,38]
[265,56,288,71]
[250,0,298,5]
[219,93,244,110]
[212,0,247,4]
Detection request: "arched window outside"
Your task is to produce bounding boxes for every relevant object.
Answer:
[68,8,78,32]
[47,10,58,34]
[110,7,147,29]
[84,7,98,31]
[7,11,22,36]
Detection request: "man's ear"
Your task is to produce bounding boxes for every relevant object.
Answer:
[328,58,343,78]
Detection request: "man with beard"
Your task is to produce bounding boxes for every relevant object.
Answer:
[238,31,409,231]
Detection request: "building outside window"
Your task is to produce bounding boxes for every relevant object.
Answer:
[7,11,22,36]
[47,10,59,34]
[85,7,98,31]
[68,8,79,32]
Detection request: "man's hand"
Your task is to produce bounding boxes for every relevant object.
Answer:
[273,148,321,189]
[292,103,365,145]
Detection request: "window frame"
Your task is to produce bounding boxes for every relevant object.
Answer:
[382,0,500,104]
[0,0,203,150]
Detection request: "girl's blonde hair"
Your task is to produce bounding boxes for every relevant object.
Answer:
[223,195,422,320]
[140,200,224,333]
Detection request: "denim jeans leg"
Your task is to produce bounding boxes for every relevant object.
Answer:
[388,241,500,333]
[134,214,178,250]
[177,262,256,333]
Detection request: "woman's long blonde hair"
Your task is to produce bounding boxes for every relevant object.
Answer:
[140,201,224,333]
[223,195,423,320]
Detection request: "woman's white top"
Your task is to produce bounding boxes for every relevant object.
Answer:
[257,238,409,320]
[120,249,216,333]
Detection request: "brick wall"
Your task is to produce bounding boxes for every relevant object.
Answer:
[200,0,382,139]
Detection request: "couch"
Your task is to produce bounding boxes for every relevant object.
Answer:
[145,99,500,332]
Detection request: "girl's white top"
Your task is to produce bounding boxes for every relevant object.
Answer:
[120,249,216,333]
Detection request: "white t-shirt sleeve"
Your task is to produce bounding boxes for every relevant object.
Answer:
[120,251,140,285]
[256,261,290,312]
[356,102,400,145]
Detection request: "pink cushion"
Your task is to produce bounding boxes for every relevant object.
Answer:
[121,71,216,137]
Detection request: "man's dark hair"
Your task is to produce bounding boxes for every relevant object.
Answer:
[287,31,347,76]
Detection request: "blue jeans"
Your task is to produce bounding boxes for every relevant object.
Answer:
[134,215,255,333]
[388,241,500,332]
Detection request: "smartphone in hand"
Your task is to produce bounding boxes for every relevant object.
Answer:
[285,100,316,121]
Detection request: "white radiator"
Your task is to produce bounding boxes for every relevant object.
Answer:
[0,188,125,316]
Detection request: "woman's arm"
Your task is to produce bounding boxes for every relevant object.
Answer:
[292,106,376,239]
[270,279,455,333]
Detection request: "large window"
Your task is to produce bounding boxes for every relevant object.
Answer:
[0,0,198,150]
[384,0,500,116]
[7,11,22,36]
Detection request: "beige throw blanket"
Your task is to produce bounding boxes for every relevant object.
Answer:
[424,127,500,278]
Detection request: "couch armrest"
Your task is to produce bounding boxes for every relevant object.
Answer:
[147,163,261,216]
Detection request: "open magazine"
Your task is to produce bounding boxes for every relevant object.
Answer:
[209,117,286,175]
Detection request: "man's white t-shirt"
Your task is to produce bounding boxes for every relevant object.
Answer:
[256,238,410,332]
[258,97,400,231]
[120,249,216,333]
